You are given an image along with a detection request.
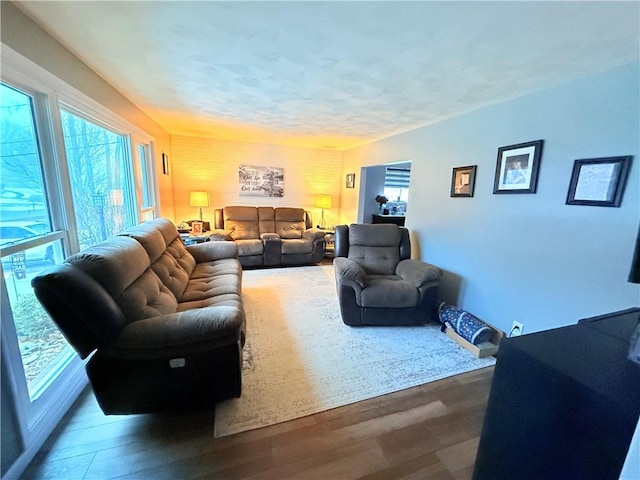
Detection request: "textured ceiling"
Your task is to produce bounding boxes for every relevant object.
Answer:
[15,1,640,150]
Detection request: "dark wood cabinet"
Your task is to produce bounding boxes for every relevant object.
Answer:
[371,214,405,226]
[473,308,640,480]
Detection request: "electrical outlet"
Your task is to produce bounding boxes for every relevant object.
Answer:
[510,321,524,337]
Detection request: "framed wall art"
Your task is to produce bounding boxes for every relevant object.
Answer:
[346,173,355,188]
[493,140,543,194]
[450,165,477,197]
[566,156,632,207]
[191,221,203,235]
[238,165,284,197]
[162,152,169,175]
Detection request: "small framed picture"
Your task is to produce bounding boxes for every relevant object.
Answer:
[451,165,477,197]
[346,173,356,189]
[191,221,203,235]
[566,156,632,207]
[493,140,543,194]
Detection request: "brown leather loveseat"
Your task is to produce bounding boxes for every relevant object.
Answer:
[212,206,327,268]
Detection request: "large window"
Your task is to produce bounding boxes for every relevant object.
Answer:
[1,47,158,475]
[0,83,73,402]
[60,109,137,249]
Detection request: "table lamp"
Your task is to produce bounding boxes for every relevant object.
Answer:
[315,194,332,229]
[189,191,210,222]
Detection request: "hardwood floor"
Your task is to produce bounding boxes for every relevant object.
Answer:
[23,366,494,480]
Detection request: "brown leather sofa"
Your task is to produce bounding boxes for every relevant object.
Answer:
[213,206,327,268]
[31,218,245,414]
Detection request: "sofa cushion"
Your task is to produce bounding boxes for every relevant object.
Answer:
[360,275,419,308]
[179,259,243,305]
[275,207,306,239]
[118,220,167,263]
[226,221,260,240]
[119,218,195,301]
[31,263,129,357]
[348,224,401,275]
[234,239,264,256]
[224,206,260,240]
[147,248,193,301]
[281,238,313,255]
[67,235,178,323]
[165,237,197,276]
[258,207,275,234]
[67,236,150,300]
[118,269,179,322]
[107,306,245,357]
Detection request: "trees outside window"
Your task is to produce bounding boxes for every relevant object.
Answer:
[60,110,136,250]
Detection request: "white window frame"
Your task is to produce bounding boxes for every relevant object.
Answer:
[0,69,87,472]
[58,103,140,240]
[58,94,159,226]
[1,44,159,477]
[133,141,158,220]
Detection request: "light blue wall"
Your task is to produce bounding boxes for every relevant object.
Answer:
[345,63,640,334]
[361,165,386,222]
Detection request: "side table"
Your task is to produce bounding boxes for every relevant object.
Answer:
[321,230,335,258]
[180,232,210,246]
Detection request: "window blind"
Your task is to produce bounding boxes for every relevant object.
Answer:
[385,167,411,188]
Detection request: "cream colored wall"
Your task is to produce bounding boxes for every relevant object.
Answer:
[339,159,361,225]
[171,135,343,229]
[1,1,175,220]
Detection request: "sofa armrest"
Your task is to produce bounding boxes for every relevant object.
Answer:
[259,233,282,266]
[186,241,238,262]
[208,229,232,241]
[260,232,281,241]
[395,259,441,288]
[303,228,328,242]
[334,257,367,288]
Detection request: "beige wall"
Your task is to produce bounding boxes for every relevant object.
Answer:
[1,1,175,219]
[339,159,361,225]
[170,135,343,228]
[1,2,357,229]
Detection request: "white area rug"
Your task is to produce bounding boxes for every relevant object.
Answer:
[214,265,495,437]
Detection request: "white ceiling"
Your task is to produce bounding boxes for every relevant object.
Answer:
[15,1,640,150]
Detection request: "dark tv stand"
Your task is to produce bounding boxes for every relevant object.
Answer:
[371,214,405,226]
[473,308,640,480]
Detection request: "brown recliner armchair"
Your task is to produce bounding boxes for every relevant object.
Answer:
[333,224,441,326]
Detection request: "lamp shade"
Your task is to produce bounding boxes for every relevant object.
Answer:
[189,191,210,207]
[315,194,332,209]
